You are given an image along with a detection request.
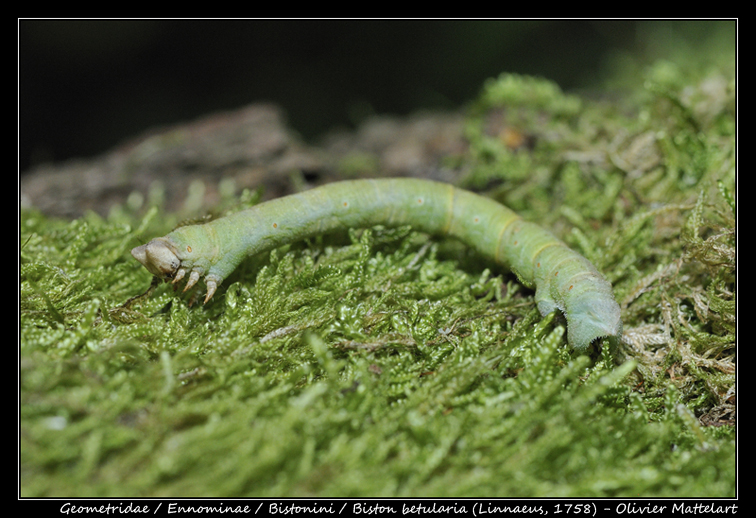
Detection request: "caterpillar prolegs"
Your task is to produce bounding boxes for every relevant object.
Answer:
[132,178,622,351]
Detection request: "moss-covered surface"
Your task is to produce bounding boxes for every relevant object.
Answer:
[21,59,735,497]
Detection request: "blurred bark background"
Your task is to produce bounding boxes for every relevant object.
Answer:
[19,20,735,218]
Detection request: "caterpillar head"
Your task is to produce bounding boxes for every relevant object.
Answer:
[131,237,219,303]
[131,238,181,279]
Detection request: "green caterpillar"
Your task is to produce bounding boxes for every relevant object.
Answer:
[132,178,622,351]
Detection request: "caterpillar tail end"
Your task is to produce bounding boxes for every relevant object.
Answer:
[567,298,623,354]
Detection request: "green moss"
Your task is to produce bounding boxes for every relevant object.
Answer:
[21,58,735,496]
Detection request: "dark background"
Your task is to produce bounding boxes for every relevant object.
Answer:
[19,20,736,173]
